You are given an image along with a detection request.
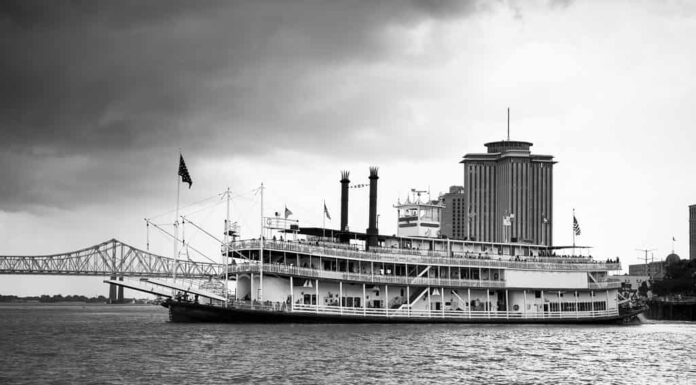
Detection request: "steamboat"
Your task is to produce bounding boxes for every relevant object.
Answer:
[156,166,645,324]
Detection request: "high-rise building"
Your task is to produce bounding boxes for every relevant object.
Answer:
[460,140,556,245]
[439,186,465,239]
[690,204,696,260]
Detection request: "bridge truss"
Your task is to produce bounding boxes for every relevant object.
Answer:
[0,239,223,279]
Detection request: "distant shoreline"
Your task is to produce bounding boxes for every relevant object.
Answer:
[0,294,158,305]
[0,302,156,306]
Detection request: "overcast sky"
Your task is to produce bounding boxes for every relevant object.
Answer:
[2,0,695,296]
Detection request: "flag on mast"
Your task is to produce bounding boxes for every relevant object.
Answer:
[178,154,193,188]
[284,206,293,219]
[324,202,331,220]
[573,215,581,236]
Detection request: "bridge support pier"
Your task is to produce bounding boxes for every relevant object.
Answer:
[117,276,124,303]
[108,275,118,303]
[108,276,125,304]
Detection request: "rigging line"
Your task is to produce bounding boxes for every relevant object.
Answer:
[149,188,258,220]
[183,198,225,217]
[146,220,218,264]
[147,222,176,227]
[181,216,223,244]
[180,195,226,245]
[147,192,225,221]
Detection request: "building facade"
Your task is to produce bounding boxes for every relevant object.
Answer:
[460,140,555,246]
[439,186,465,239]
[690,204,696,260]
[627,253,680,280]
[628,262,666,279]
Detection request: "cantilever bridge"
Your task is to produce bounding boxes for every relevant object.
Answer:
[0,239,224,301]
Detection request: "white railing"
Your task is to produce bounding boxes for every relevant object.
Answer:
[228,263,506,289]
[589,281,621,290]
[231,240,620,272]
[290,303,620,320]
[229,263,620,290]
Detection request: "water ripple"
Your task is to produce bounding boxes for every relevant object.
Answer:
[0,305,695,384]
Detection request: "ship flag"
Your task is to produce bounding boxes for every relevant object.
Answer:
[178,154,193,189]
[573,215,581,236]
[324,202,332,220]
[284,206,293,219]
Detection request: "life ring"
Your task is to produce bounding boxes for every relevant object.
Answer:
[493,273,499,280]
[513,304,519,311]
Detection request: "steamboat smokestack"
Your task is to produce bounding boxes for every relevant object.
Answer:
[340,171,350,235]
[366,167,379,249]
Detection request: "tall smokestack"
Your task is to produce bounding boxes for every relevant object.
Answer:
[366,167,379,249]
[340,171,350,235]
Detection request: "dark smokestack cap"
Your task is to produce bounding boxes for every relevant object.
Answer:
[369,167,379,179]
[341,170,350,182]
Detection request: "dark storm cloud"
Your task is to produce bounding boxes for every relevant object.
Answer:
[0,0,513,211]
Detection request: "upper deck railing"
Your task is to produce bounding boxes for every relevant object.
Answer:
[228,262,621,290]
[230,240,621,272]
[229,263,506,288]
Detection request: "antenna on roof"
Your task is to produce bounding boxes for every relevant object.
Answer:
[507,107,510,141]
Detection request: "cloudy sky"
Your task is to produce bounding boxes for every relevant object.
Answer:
[2,0,695,296]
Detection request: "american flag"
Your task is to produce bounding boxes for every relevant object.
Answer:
[178,154,192,188]
[573,215,581,236]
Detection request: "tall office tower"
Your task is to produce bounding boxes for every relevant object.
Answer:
[690,204,696,260]
[461,140,556,246]
[439,186,465,239]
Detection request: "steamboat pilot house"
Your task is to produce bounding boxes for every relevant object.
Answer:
[224,169,624,323]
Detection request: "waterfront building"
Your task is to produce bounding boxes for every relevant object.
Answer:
[627,253,680,280]
[439,186,465,239]
[628,261,666,279]
[690,204,696,260]
[460,140,555,245]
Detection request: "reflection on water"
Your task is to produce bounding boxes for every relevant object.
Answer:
[0,304,694,384]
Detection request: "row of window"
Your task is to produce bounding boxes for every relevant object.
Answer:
[549,302,607,312]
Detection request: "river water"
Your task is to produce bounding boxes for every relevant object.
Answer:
[0,304,694,384]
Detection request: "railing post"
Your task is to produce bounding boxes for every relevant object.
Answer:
[427,286,431,318]
[505,289,509,319]
[486,289,490,319]
[441,287,445,318]
[467,288,471,319]
[591,291,595,316]
[290,276,294,311]
[315,279,319,314]
[363,283,366,317]
[575,291,579,319]
[523,290,527,319]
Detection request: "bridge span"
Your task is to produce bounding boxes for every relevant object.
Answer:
[0,239,224,301]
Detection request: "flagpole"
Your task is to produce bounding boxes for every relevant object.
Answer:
[224,187,230,307]
[672,237,675,254]
[173,152,181,282]
[323,200,326,239]
[259,182,264,303]
[572,208,575,256]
